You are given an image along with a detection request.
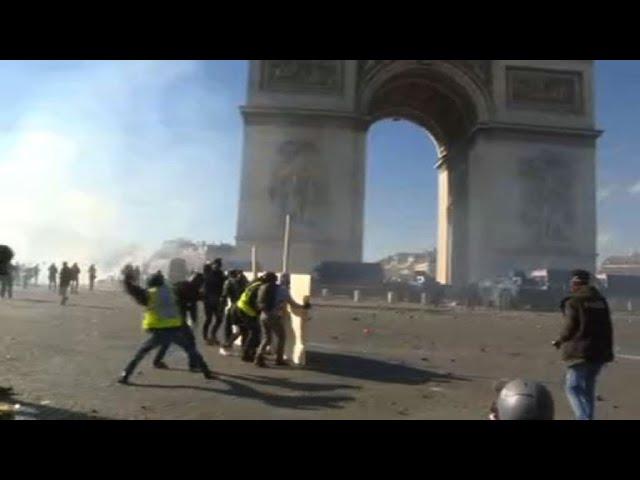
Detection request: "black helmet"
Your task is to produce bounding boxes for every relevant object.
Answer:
[496,379,554,420]
[263,272,278,284]
[147,272,165,288]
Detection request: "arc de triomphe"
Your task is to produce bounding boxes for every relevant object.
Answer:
[235,60,601,285]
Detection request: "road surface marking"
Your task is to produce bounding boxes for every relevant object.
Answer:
[618,354,640,361]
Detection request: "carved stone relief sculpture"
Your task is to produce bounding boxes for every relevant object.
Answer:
[519,151,576,246]
[268,140,327,230]
[262,60,342,94]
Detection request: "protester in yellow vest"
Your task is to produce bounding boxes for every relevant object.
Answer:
[117,267,213,385]
[235,275,269,362]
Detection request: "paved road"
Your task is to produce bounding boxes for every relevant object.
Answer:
[1,286,638,419]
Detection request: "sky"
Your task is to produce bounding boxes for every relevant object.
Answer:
[0,60,638,272]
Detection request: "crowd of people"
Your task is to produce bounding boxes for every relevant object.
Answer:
[117,258,311,384]
[47,262,98,304]
[0,248,99,304]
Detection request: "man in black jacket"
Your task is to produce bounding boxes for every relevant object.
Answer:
[552,269,614,420]
[202,259,226,345]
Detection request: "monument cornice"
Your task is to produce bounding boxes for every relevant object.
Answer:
[471,121,603,139]
[240,106,368,129]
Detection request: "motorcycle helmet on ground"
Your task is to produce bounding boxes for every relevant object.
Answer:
[495,379,554,420]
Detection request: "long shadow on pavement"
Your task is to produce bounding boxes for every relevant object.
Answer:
[305,350,466,386]
[1,392,109,420]
[221,373,361,393]
[131,375,356,412]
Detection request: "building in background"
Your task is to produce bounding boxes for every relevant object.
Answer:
[379,249,437,282]
[599,251,640,276]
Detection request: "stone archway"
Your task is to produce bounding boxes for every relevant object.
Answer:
[236,60,601,285]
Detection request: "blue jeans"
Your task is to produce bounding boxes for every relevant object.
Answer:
[565,362,604,420]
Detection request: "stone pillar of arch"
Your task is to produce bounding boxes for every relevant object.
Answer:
[236,60,601,285]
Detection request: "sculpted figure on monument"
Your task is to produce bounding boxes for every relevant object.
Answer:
[268,140,326,226]
[520,152,575,244]
[265,61,340,91]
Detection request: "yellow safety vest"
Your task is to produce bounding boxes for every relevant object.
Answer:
[236,281,261,317]
[142,286,183,330]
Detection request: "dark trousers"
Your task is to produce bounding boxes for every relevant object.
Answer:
[123,327,210,377]
[0,274,12,299]
[49,277,56,290]
[180,302,198,325]
[203,298,224,341]
[223,305,242,347]
[89,277,95,291]
[59,283,70,305]
[236,310,260,361]
[153,324,199,368]
[256,312,286,363]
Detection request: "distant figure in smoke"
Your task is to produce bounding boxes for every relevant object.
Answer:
[202,259,226,345]
[33,264,40,286]
[133,266,141,285]
[12,263,21,289]
[48,263,58,291]
[0,245,14,299]
[88,264,97,291]
[59,262,73,305]
[22,267,31,289]
[117,267,213,385]
[70,263,81,293]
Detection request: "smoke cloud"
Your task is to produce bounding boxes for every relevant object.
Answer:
[0,61,243,278]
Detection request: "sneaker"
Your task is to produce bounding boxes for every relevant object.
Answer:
[203,371,215,380]
[189,366,202,373]
[254,357,267,368]
[219,347,232,356]
[117,373,130,385]
[153,361,169,370]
